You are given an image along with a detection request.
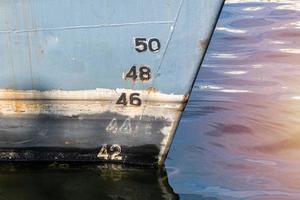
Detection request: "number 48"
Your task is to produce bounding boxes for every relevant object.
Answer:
[125,65,151,81]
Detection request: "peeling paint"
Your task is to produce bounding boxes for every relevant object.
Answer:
[0,88,185,165]
[0,88,186,102]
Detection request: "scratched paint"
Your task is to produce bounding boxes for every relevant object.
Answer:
[0,0,224,165]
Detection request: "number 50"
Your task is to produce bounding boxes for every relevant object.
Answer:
[134,38,161,53]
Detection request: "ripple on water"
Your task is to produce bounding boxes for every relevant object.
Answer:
[230,18,274,28]
[168,1,300,199]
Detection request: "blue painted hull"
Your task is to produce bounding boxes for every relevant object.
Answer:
[0,0,224,165]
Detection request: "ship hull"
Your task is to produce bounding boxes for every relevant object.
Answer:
[0,0,224,165]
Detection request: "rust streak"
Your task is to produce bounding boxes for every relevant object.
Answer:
[146,87,158,94]
[198,38,210,50]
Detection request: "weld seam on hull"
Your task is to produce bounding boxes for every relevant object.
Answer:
[0,21,175,34]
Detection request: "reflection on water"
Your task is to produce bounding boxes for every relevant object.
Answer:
[167,0,300,199]
[0,163,178,200]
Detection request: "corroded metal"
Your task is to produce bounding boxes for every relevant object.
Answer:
[0,89,184,165]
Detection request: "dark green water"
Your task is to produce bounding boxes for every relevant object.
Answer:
[0,164,178,200]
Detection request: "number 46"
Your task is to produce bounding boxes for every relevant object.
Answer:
[116,93,142,106]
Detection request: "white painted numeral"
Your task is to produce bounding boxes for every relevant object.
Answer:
[97,144,123,161]
[110,144,122,160]
[106,117,135,135]
[105,118,118,134]
[119,118,132,134]
[97,144,109,160]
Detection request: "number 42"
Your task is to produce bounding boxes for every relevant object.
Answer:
[97,144,122,161]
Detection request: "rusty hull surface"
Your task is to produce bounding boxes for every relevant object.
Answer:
[0,89,185,165]
[0,0,224,165]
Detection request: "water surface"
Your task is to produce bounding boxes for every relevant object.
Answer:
[167,0,300,199]
[0,164,178,200]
